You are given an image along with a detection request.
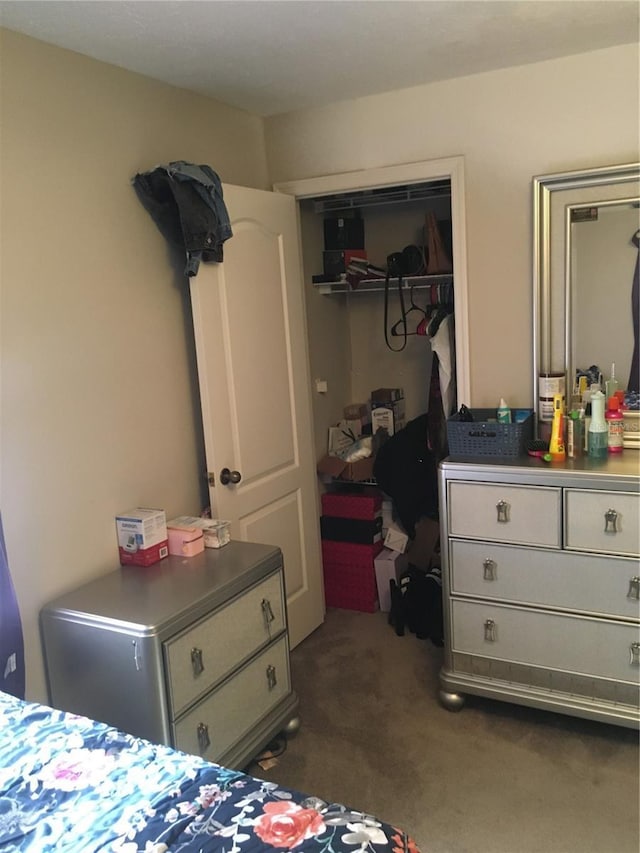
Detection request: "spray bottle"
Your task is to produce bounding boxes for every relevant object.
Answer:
[588,390,608,459]
[548,393,566,462]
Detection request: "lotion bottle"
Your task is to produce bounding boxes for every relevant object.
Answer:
[588,390,608,459]
[548,393,566,461]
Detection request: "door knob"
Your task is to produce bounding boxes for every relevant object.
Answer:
[220,467,242,485]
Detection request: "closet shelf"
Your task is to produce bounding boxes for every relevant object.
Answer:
[313,273,453,296]
[312,180,451,213]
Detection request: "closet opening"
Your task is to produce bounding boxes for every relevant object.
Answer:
[291,173,461,465]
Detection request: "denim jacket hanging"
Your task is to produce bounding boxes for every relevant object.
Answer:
[132,161,232,277]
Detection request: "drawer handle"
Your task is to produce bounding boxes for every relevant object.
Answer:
[261,598,275,627]
[604,508,619,534]
[266,663,277,690]
[197,722,211,753]
[496,500,510,523]
[484,619,496,642]
[630,643,640,667]
[483,558,497,581]
[132,640,141,672]
[627,577,640,600]
[191,647,205,677]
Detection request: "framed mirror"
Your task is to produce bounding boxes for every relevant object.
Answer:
[533,162,640,435]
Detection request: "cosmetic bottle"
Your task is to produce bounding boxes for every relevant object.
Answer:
[588,390,608,459]
[605,395,624,454]
[548,394,566,462]
[605,363,619,401]
[614,389,626,409]
[567,409,584,459]
[583,401,592,451]
[497,398,511,424]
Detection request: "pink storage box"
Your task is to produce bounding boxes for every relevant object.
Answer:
[167,524,205,558]
[321,540,382,613]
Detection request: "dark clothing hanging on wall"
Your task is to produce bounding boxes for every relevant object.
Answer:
[628,230,640,392]
[0,515,25,700]
[425,302,456,462]
[132,161,232,277]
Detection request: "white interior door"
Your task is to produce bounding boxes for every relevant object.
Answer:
[190,184,324,648]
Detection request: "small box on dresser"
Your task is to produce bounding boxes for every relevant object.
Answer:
[115,507,169,566]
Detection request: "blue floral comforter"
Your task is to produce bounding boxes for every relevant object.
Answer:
[0,691,419,853]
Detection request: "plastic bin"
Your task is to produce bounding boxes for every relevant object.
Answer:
[446,408,534,458]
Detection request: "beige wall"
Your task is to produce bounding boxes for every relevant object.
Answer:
[0,29,269,702]
[265,44,640,409]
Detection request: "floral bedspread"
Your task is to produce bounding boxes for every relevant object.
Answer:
[0,691,419,853]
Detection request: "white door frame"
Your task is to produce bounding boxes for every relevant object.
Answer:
[274,156,470,406]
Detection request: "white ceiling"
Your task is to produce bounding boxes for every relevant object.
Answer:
[1,1,638,117]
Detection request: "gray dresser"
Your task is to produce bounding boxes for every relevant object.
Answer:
[41,541,300,769]
[438,454,640,728]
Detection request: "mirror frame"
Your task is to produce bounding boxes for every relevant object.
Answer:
[533,162,640,423]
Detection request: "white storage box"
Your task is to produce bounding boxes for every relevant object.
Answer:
[371,399,405,437]
[374,547,409,611]
[115,507,168,567]
[167,516,231,548]
[327,419,361,455]
[384,522,409,553]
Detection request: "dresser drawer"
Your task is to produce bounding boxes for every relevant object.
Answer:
[449,540,640,620]
[565,489,640,557]
[448,482,561,547]
[165,571,285,717]
[173,635,290,761]
[451,599,640,683]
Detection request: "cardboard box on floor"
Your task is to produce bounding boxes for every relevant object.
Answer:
[374,547,410,612]
[317,454,375,482]
[327,419,362,455]
[406,517,441,571]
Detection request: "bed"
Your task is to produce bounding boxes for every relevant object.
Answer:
[0,690,419,852]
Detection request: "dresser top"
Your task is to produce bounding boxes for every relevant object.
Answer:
[41,541,282,637]
[440,452,640,490]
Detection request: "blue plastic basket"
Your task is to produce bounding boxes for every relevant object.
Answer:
[446,408,534,458]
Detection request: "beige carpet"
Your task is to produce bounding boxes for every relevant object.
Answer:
[248,607,640,853]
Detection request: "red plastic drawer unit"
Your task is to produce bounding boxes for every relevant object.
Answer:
[321,540,382,613]
[321,489,383,520]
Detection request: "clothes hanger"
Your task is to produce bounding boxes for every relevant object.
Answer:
[390,287,426,337]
